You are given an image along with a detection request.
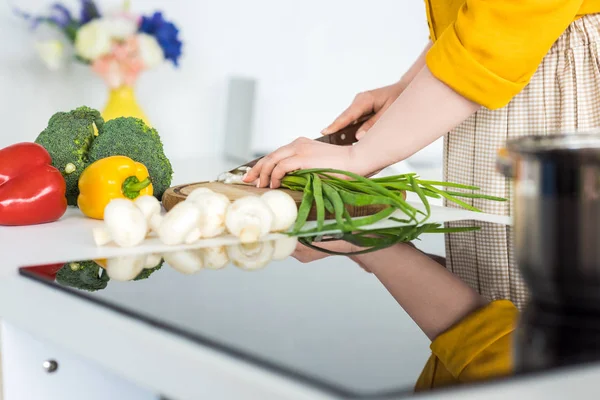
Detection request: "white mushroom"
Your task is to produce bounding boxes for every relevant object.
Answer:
[163,249,204,275]
[144,253,163,269]
[227,240,275,270]
[225,196,274,243]
[157,201,202,245]
[260,191,298,232]
[149,213,163,233]
[105,255,147,281]
[187,192,230,238]
[202,246,229,269]
[134,195,162,224]
[186,187,214,202]
[92,199,148,247]
[271,236,299,260]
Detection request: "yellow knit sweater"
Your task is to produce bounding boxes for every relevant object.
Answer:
[424,1,600,109]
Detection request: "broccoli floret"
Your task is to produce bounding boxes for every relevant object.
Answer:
[35,106,104,205]
[87,117,173,200]
[133,259,164,281]
[55,261,109,292]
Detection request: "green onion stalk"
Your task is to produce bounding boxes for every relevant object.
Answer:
[281,169,506,238]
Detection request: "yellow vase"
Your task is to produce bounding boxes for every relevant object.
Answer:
[101,86,150,126]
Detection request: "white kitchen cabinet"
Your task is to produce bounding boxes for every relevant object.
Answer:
[1,322,159,400]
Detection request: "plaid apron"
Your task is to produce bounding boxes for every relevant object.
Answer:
[444,14,600,311]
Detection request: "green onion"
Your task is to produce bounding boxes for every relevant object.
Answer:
[281,168,506,238]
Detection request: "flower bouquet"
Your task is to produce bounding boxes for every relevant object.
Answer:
[15,0,183,125]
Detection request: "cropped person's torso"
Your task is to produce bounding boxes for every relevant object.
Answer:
[424,0,600,41]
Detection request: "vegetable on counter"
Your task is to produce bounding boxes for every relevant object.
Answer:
[281,169,507,235]
[93,199,148,247]
[34,106,104,206]
[225,196,274,243]
[77,155,154,219]
[186,189,231,238]
[0,142,67,226]
[87,117,173,201]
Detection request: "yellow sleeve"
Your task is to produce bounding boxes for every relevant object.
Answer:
[426,0,584,110]
[414,300,518,391]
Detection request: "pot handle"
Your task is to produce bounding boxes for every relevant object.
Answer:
[496,147,516,179]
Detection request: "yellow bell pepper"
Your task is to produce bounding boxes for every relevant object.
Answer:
[78,155,153,220]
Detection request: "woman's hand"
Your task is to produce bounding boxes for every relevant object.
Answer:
[292,240,354,263]
[292,240,372,273]
[321,82,407,139]
[243,138,367,188]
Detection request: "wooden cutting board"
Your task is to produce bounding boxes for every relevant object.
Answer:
[162,181,388,221]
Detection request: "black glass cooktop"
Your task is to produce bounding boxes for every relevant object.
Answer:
[19,220,509,399]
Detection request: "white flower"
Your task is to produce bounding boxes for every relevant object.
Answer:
[137,33,164,69]
[34,40,66,70]
[103,15,138,40]
[75,19,112,61]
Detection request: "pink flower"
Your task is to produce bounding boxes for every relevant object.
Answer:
[92,36,145,88]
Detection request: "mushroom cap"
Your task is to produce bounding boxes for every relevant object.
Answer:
[261,190,298,232]
[227,240,275,270]
[106,255,146,281]
[272,236,299,260]
[158,201,202,246]
[134,195,162,222]
[186,187,215,203]
[103,199,148,247]
[202,246,229,269]
[163,249,204,274]
[225,196,274,243]
[188,192,230,238]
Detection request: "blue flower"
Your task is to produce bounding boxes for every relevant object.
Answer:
[139,12,183,67]
[49,3,73,28]
[79,0,101,25]
[14,3,71,30]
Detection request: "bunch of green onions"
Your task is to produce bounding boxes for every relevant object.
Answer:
[281,168,506,235]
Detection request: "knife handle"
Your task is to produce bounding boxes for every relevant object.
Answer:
[315,112,375,146]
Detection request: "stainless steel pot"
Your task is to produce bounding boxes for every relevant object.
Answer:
[497,133,600,374]
[498,133,600,307]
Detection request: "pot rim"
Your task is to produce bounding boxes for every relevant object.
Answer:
[506,132,600,155]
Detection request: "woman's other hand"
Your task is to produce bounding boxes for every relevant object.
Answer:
[292,240,373,273]
[321,82,407,140]
[292,240,354,263]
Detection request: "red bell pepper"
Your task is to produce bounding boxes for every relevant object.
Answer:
[22,263,65,280]
[0,142,67,226]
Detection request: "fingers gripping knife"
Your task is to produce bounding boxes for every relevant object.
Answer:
[216,113,374,184]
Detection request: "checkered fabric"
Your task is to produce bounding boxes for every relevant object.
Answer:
[444,14,600,311]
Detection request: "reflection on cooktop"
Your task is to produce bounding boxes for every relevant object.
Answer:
[20,221,519,399]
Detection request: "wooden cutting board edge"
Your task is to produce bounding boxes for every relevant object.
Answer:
[162,181,388,221]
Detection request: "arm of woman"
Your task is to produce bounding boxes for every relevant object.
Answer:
[244,0,583,187]
[295,240,487,341]
[350,243,488,341]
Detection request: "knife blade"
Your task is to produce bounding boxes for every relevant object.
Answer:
[218,113,374,182]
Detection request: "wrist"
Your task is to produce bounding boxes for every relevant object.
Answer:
[349,139,389,177]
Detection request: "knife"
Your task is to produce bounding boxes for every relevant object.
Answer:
[217,112,375,182]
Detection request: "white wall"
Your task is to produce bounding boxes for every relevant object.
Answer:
[0,0,439,165]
